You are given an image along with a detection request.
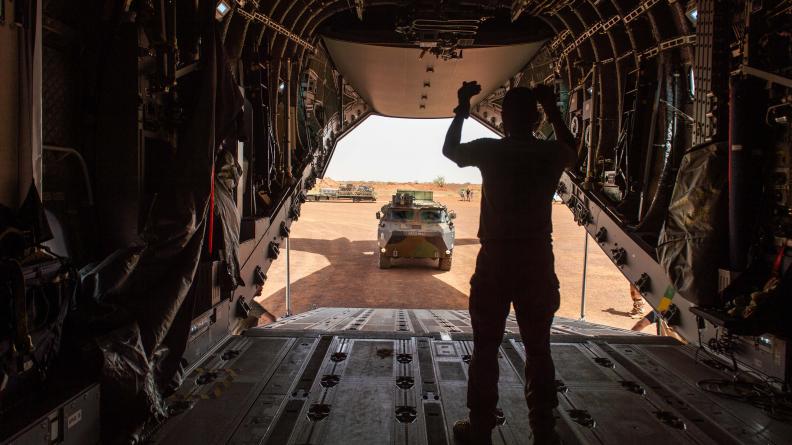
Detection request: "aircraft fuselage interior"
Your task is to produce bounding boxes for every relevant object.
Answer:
[1,0,791,444]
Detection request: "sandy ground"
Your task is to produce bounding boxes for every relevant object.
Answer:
[311,178,481,202]
[256,184,651,332]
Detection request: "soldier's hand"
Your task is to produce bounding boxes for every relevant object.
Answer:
[455,81,481,118]
[532,84,558,112]
[457,81,482,106]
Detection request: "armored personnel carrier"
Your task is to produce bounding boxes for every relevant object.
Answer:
[376,190,456,270]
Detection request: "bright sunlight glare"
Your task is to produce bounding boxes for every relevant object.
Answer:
[325,116,499,184]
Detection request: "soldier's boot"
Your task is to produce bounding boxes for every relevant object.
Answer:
[532,429,562,445]
[453,419,493,445]
[629,299,645,318]
[529,409,561,445]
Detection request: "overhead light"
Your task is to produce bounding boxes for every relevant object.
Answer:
[215,1,231,21]
[685,6,698,24]
[354,0,365,20]
[689,66,695,96]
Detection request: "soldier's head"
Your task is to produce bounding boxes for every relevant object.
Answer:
[501,87,540,137]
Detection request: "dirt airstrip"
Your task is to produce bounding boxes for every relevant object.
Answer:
[255,180,651,333]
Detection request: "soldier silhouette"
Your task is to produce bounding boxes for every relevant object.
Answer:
[443,81,576,445]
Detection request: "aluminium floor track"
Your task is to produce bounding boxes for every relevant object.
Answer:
[153,308,792,445]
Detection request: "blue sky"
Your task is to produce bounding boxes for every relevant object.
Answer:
[324,115,498,184]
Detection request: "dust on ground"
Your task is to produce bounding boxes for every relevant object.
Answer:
[257,179,652,333]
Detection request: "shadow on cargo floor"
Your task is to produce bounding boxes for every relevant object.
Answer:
[257,237,480,319]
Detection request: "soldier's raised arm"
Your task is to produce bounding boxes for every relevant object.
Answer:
[443,81,482,167]
[533,84,578,169]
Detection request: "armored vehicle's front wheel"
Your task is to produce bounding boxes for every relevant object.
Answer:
[438,256,452,271]
[379,254,391,269]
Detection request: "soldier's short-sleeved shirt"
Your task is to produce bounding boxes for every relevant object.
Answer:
[445,136,571,241]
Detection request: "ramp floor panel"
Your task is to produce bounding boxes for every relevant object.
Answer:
[153,308,791,444]
[256,308,642,339]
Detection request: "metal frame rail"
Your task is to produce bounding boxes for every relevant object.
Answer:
[557,171,701,342]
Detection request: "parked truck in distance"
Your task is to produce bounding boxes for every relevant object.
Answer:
[338,184,377,202]
[307,184,377,202]
[306,187,339,201]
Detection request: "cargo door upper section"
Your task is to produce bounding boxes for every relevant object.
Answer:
[322,37,546,118]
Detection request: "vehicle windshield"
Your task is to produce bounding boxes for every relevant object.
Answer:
[420,209,444,223]
[388,209,415,222]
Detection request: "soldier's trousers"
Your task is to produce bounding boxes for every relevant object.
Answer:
[467,240,561,435]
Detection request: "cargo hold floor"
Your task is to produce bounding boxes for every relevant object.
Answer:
[153,308,792,445]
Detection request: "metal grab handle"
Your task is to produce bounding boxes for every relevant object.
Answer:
[42,145,94,206]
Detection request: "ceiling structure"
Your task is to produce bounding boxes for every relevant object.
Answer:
[323,36,546,118]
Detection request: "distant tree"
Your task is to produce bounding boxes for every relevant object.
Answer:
[433,176,446,187]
